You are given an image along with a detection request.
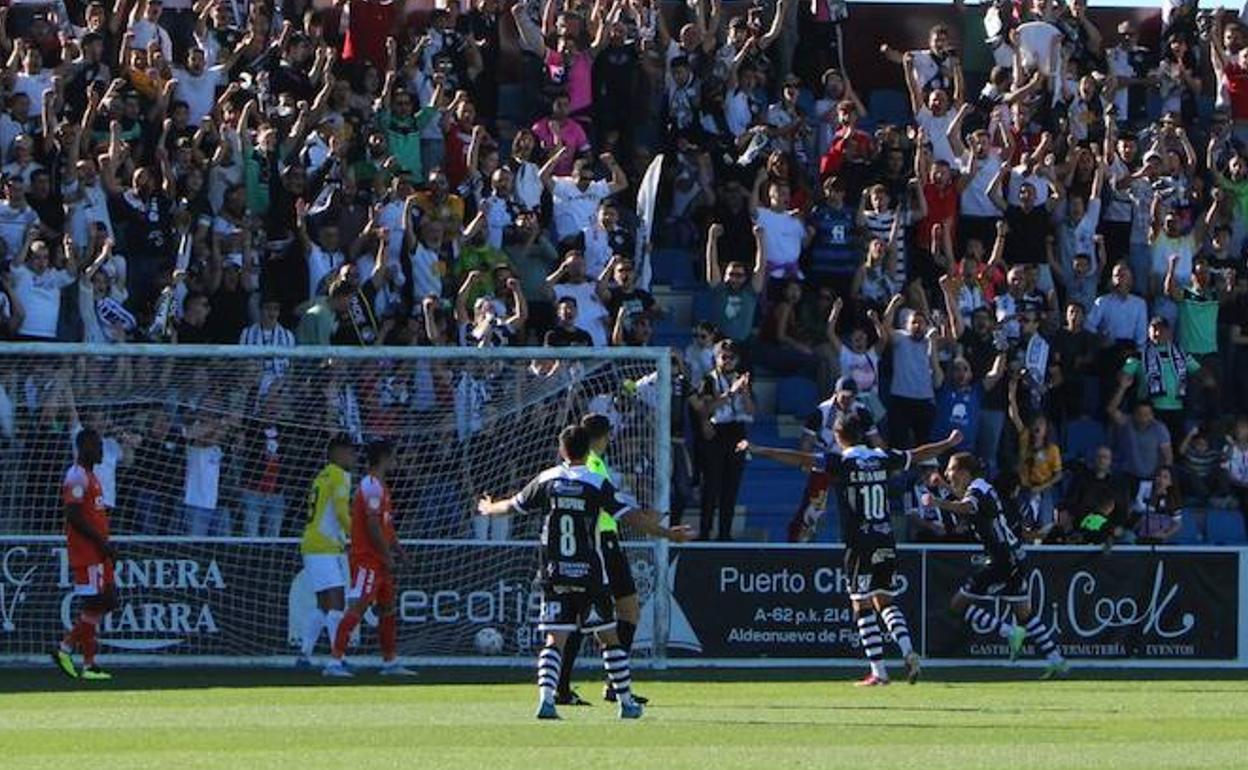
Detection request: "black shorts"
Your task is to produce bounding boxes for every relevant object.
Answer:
[844,535,901,601]
[959,558,1028,601]
[600,530,637,599]
[538,583,617,634]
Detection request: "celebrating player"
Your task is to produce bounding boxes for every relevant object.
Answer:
[789,374,884,542]
[477,425,692,720]
[928,452,1070,679]
[297,434,354,668]
[557,413,647,707]
[52,428,118,680]
[324,440,414,677]
[741,416,962,686]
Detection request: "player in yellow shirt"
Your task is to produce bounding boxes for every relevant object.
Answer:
[297,434,354,668]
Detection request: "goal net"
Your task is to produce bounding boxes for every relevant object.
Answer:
[0,344,669,665]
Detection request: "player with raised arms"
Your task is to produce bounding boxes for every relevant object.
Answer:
[477,424,692,720]
[298,434,354,669]
[52,428,118,680]
[324,440,414,677]
[741,415,962,686]
[557,412,648,707]
[927,452,1070,679]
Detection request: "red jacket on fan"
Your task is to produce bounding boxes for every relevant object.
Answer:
[343,0,399,70]
[819,127,872,178]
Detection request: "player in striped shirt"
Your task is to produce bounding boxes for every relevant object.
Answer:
[297,435,354,668]
[52,428,117,680]
[324,441,413,677]
[929,452,1069,679]
[477,425,692,720]
[556,413,647,706]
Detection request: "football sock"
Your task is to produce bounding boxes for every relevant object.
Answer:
[537,644,562,704]
[557,631,583,695]
[855,610,887,679]
[617,619,637,655]
[1025,615,1061,662]
[300,609,325,656]
[962,605,1014,637]
[379,613,397,662]
[602,645,635,706]
[80,611,101,666]
[325,609,345,655]
[332,610,360,659]
[880,605,914,657]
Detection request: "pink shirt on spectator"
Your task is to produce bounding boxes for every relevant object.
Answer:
[532,118,590,176]
[545,50,593,115]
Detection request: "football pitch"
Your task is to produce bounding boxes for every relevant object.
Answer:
[2,668,1247,769]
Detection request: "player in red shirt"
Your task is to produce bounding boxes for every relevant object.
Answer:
[325,440,412,677]
[53,428,118,680]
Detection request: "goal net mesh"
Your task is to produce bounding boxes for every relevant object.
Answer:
[0,346,664,663]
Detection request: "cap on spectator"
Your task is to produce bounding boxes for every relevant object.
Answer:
[1149,316,1170,328]
[1142,149,1163,165]
[834,376,858,394]
[223,253,244,270]
[782,74,802,88]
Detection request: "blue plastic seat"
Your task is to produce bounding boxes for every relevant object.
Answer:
[1063,418,1106,463]
[867,88,912,128]
[691,290,715,324]
[775,377,818,417]
[1173,509,1203,545]
[1205,508,1247,545]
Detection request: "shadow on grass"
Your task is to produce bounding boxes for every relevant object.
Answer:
[2,666,1247,695]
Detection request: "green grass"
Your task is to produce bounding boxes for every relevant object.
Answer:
[2,668,1247,769]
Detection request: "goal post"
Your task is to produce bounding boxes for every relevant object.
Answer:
[0,343,671,667]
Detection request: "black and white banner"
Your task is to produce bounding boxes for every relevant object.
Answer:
[0,538,1240,663]
[665,546,921,659]
[667,546,1241,662]
[923,549,1239,660]
[0,538,661,660]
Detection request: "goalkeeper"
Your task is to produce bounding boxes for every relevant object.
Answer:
[557,413,650,706]
[297,435,355,667]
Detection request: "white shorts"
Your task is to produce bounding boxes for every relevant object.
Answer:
[302,554,348,593]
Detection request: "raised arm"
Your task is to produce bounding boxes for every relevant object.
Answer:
[947,103,970,158]
[938,273,963,339]
[825,296,844,353]
[909,430,963,463]
[455,270,484,325]
[902,51,924,115]
[1007,374,1025,434]
[538,144,568,190]
[602,152,628,194]
[512,2,548,57]
[705,223,723,284]
[751,224,767,293]
[1163,253,1183,301]
[737,440,816,469]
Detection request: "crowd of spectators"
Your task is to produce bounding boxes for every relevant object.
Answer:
[2,0,1248,544]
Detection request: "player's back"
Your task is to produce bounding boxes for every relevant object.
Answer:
[62,464,109,567]
[350,474,395,566]
[964,478,1023,564]
[514,463,634,590]
[302,463,352,555]
[829,445,912,541]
